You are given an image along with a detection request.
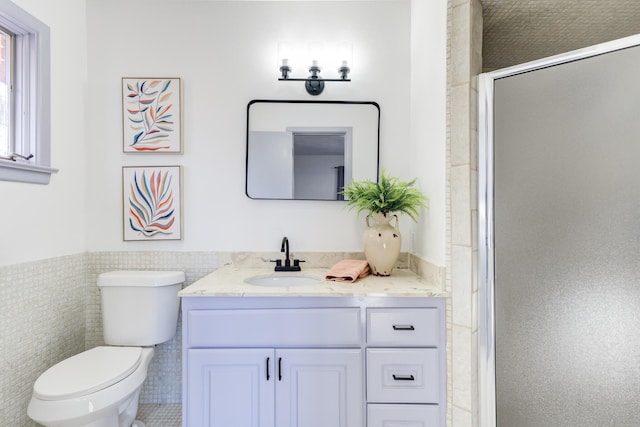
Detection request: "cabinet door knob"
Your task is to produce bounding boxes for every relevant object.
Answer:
[278,357,283,381]
[392,374,415,381]
[392,324,415,331]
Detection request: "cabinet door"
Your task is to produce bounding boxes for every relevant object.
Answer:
[275,349,363,427]
[187,349,275,427]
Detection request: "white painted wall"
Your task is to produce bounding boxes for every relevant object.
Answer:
[0,0,87,266]
[410,0,447,265]
[1,0,447,266]
[86,0,416,253]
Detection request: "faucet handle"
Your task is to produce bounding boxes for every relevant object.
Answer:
[269,259,282,267]
[293,259,305,267]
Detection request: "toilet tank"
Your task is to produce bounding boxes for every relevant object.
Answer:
[97,270,185,346]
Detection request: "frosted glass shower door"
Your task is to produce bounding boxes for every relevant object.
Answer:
[488,41,640,426]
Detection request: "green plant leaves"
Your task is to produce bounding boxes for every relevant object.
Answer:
[342,169,428,222]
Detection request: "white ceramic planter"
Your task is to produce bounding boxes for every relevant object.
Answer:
[363,212,401,276]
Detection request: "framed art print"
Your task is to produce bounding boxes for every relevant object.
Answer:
[122,78,182,153]
[122,166,182,241]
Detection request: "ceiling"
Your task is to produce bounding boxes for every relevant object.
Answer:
[482,0,640,71]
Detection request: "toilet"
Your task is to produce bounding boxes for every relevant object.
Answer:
[28,270,185,427]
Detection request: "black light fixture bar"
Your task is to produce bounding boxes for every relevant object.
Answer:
[278,78,351,82]
[278,59,351,95]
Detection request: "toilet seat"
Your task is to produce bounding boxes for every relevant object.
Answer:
[33,346,142,401]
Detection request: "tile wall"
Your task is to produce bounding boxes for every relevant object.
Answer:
[0,254,87,427]
[448,0,483,426]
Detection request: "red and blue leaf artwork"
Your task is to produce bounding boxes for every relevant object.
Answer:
[122,78,181,153]
[123,166,182,241]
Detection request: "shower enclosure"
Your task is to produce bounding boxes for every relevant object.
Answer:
[479,35,640,426]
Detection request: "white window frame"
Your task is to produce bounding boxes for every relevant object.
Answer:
[0,0,54,184]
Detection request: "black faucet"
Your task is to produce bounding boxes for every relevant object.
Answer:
[271,236,304,271]
[281,237,290,264]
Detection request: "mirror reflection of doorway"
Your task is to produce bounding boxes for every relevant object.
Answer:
[291,130,350,200]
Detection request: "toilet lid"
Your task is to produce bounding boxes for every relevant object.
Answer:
[33,346,143,400]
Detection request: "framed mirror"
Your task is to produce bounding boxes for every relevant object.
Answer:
[246,100,380,200]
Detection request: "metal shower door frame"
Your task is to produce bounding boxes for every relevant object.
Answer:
[477,33,640,427]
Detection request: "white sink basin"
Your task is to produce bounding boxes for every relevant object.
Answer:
[244,274,322,287]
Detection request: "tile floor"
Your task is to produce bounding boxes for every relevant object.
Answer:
[136,404,181,427]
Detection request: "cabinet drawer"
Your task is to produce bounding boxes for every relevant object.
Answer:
[367,308,440,347]
[367,349,441,404]
[367,404,440,427]
[187,308,361,347]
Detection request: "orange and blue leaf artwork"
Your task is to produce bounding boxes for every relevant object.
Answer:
[122,166,182,241]
[122,78,181,153]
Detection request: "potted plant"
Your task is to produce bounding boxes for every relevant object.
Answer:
[343,169,428,276]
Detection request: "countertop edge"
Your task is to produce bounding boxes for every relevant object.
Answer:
[179,267,449,298]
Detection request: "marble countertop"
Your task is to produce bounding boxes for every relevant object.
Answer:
[179,267,447,297]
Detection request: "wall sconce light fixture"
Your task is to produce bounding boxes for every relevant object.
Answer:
[278,42,352,96]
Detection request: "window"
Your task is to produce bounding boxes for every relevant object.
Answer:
[0,0,54,184]
[0,27,10,157]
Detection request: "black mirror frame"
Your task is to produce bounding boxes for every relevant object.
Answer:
[245,99,380,201]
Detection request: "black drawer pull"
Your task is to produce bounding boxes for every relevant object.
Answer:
[278,357,282,381]
[392,324,415,331]
[392,374,415,381]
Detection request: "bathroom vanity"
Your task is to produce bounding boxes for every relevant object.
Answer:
[179,267,446,427]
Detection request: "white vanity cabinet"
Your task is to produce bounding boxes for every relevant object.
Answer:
[187,348,362,427]
[182,302,364,427]
[182,294,446,427]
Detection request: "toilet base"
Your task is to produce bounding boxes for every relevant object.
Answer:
[81,413,118,427]
[35,388,142,427]
[28,348,154,427]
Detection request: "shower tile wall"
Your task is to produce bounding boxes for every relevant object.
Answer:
[449,0,483,425]
[0,254,87,427]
